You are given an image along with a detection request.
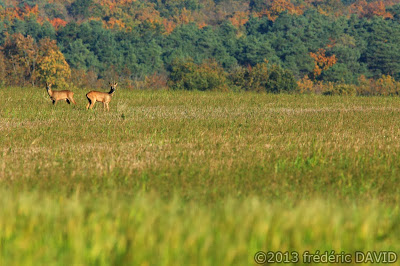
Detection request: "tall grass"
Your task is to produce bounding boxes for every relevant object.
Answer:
[0,87,400,265]
[1,190,399,266]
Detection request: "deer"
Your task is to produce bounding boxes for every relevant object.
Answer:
[86,82,117,111]
[46,83,77,105]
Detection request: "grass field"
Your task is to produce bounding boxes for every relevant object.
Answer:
[1,86,400,265]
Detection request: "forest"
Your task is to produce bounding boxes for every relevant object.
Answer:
[0,0,400,94]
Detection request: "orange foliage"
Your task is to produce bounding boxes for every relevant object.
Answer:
[317,7,330,16]
[162,19,177,34]
[314,0,345,17]
[229,11,249,28]
[137,7,161,24]
[98,0,137,19]
[309,48,337,79]
[374,75,400,95]
[297,75,315,93]
[176,8,193,24]
[258,0,304,21]
[24,4,39,17]
[104,17,126,30]
[99,0,136,10]
[2,33,38,86]
[197,22,208,29]
[0,4,40,21]
[1,7,22,20]
[350,0,393,19]
[98,0,162,31]
[50,18,67,30]
[356,75,400,96]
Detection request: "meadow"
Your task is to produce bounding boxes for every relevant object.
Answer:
[0,86,400,265]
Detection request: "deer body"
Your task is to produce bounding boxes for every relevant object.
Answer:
[46,83,76,105]
[86,82,117,111]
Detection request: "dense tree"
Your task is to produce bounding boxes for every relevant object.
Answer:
[0,0,398,90]
[2,33,38,85]
[63,39,100,71]
[68,0,93,20]
[363,18,400,79]
[168,58,227,91]
[236,35,280,66]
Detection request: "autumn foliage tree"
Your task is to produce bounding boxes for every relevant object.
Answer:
[258,0,304,21]
[229,11,250,28]
[2,33,38,86]
[350,0,393,19]
[36,38,71,86]
[50,18,68,30]
[309,48,337,80]
[1,34,71,87]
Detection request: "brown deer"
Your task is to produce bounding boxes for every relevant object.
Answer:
[46,83,76,105]
[86,82,117,111]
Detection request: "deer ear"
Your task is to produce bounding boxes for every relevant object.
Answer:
[115,83,118,86]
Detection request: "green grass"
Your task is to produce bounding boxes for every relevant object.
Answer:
[1,87,400,265]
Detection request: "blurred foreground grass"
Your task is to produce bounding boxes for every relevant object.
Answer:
[0,87,400,265]
[1,190,399,265]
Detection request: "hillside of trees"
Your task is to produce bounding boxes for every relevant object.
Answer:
[0,0,400,93]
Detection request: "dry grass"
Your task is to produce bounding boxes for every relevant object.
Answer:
[0,87,400,264]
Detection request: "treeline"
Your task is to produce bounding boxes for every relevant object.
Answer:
[0,0,399,93]
[166,59,400,95]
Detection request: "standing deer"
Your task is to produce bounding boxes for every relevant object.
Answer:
[46,83,76,105]
[86,82,117,111]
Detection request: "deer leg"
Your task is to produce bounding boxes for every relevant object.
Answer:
[86,97,91,109]
[89,100,95,109]
[66,99,71,104]
[106,103,110,111]
[70,97,77,105]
